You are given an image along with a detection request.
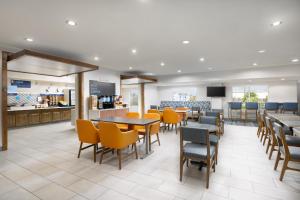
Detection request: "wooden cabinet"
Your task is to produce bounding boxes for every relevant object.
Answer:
[52,111,61,121]
[61,110,71,120]
[28,113,40,125]
[15,113,29,127]
[8,107,74,128]
[40,112,52,123]
[8,113,16,128]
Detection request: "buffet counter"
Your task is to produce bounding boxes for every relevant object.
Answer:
[88,107,129,120]
[7,106,74,128]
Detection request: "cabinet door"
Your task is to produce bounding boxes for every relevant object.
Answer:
[8,114,16,128]
[52,111,61,121]
[62,110,71,120]
[28,113,40,125]
[15,113,29,127]
[41,112,52,123]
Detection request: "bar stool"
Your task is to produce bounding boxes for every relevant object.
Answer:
[229,102,242,120]
[245,102,258,121]
[264,102,279,114]
[282,102,298,114]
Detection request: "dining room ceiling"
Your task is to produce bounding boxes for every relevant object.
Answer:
[0,0,299,75]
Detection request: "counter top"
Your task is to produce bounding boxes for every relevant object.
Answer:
[8,106,75,112]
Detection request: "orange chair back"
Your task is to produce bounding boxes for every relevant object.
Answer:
[98,122,137,149]
[76,119,99,144]
[143,113,160,134]
[126,112,140,118]
[163,109,180,124]
[147,109,163,121]
[163,107,173,110]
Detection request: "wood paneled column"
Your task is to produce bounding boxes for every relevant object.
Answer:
[141,83,145,116]
[78,72,84,119]
[2,52,8,151]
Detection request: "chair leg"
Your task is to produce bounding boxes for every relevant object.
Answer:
[175,124,178,134]
[215,143,219,165]
[268,144,275,160]
[263,131,268,145]
[99,150,104,164]
[156,134,161,146]
[77,142,83,158]
[133,143,138,159]
[117,149,122,170]
[260,128,265,142]
[279,158,289,181]
[179,154,183,181]
[93,144,97,163]
[149,134,152,152]
[206,162,210,189]
[266,138,271,154]
[274,150,281,170]
[257,127,261,138]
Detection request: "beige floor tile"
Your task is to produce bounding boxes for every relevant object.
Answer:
[15,174,51,192]
[0,187,40,200]
[97,175,137,194]
[67,179,108,199]
[129,185,174,200]
[96,190,135,200]
[34,183,75,200]
[1,165,32,181]
[0,176,19,195]
[47,171,81,187]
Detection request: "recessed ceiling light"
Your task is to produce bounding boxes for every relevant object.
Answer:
[281,78,285,81]
[25,37,33,42]
[200,57,205,62]
[160,62,165,66]
[129,66,133,70]
[208,67,213,70]
[94,56,99,61]
[66,20,77,26]
[291,58,299,63]
[182,40,190,44]
[177,69,182,73]
[258,50,265,53]
[271,21,282,27]
[131,49,137,54]
[253,62,258,66]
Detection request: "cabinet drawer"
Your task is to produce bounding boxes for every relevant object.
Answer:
[61,110,71,120]
[52,111,61,121]
[28,113,40,125]
[15,113,29,127]
[41,112,52,123]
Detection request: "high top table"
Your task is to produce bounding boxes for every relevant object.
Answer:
[91,117,160,158]
[267,113,300,128]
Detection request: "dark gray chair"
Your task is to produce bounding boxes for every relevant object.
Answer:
[206,111,224,135]
[273,122,300,181]
[282,103,298,114]
[180,127,216,188]
[264,102,279,114]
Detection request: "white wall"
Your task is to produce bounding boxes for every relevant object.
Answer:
[144,84,159,111]
[268,82,297,102]
[83,68,120,119]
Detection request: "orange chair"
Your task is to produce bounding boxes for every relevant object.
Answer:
[176,107,189,125]
[76,119,100,162]
[136,113,161,151]
[148,109,163,121]
[163,109,181,134]
[98,122,138,169]
[116,112,140,131]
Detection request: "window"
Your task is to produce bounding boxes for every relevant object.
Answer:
[232,85,268,107]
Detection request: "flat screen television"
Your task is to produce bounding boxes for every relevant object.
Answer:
[207,86,226,97]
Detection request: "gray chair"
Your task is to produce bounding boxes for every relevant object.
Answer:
[273,122,300,181]
[206,111,224,135]
[191,106,200,120]
[180,127,216,188]
[229,102,242,120]
[245,102,258,121]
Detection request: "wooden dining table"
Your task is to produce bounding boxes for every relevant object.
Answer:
[91,117,160,158]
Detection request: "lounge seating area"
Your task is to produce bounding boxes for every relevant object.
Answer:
[1,1,300,200]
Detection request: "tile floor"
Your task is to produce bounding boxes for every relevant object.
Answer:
[0,122,300,200]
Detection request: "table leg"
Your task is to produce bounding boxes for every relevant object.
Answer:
[140,124,153,159]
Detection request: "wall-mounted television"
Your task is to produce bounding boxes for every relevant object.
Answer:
[207,86,226,97]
